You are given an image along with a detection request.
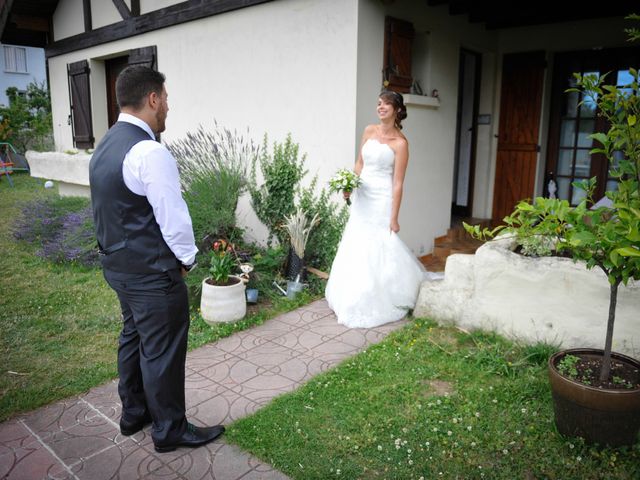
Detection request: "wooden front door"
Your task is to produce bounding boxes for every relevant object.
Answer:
[492,51,546,222]
[105,56,129,127]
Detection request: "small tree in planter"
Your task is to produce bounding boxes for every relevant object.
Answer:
[465,40,640,446]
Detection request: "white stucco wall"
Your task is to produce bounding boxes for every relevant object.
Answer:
[46,0,635,253]
[90,0,123,30]
[53,0,84,41]
[355,0,498,254]
[0,44,47,105]
[415,240,640,358]
[48,0,359,245]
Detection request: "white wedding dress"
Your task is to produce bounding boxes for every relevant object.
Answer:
[325,138,435,328]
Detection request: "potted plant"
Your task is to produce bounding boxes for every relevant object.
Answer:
[200,239,246,324]
[282,206,319,281]
[465,50,640,446]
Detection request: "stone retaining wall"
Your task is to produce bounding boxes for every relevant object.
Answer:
[415,238,640,357]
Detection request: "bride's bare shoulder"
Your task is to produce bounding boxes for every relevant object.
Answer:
[363,124,377,137]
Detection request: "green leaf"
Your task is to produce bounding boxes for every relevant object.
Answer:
[615,247,640,257]
[628,115,637,127]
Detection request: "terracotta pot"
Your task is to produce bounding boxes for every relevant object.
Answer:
[548,348,640,447]
[200,275,246,324]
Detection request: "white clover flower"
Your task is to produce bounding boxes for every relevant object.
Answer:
[521,408,527,414]
[569,443,574,449]
[452,418,458,424]
[471,442,476,447]
[408,460,413,465]
[447,431,453,436]
[577,456,582,462]
[467,426,472,431]
[503,449,508,455]
[475,412,480,418]
[377,445,382,451]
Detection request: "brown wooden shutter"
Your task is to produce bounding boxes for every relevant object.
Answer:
[68,60,94,149]
[383,17,414,93]
[492,51,546,222]
[128,46,157,70]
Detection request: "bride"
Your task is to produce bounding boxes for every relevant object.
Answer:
[325,90,431,328]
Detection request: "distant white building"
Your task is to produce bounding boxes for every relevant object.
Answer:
[0,42,47,105]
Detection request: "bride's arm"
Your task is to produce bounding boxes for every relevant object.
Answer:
[354,125,375,175]
[345,127,373,200]
[390,139,409,232]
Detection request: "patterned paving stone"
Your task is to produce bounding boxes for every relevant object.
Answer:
[1,299,408,480]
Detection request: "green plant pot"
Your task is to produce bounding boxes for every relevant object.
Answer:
[548,348,640,447]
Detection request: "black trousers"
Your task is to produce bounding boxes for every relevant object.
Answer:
[103,268,189,445]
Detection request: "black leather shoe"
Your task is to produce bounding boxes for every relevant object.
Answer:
[154,423,225,453]
[120,413,152,436]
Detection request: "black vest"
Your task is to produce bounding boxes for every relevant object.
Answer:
[89,121,179,273]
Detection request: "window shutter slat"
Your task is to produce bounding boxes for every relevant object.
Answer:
[383,17,414,93]
[128,46,157,70]
[67,60,94,149]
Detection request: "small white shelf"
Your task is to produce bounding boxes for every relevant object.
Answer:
[404,94,440,109]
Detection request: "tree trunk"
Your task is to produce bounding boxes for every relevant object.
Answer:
[599,279,621,382]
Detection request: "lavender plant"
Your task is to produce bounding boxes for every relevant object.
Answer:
[167,121,259,245]
[13,197,98,267]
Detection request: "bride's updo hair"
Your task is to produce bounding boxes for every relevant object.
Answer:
[379,90,408,129]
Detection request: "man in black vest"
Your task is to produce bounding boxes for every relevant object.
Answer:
[89,65,223,453]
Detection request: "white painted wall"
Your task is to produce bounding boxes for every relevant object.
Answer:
[90,0,122,30]
[415,240,640,358]
[46,0,635,254]
[355,0,498,255]
[53,0,84,41]
[140,0,182,15]
[0,44,47,105]
[48,0,359,245]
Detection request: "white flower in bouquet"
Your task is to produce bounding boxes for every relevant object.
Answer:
[328,168,362,205]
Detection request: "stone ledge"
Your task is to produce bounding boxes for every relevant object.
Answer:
[27,150,92,197]
[414,239,640,357]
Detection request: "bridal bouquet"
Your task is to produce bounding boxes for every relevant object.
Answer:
[328,168,362,206]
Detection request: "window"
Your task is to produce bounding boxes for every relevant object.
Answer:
[546,48,640,204]
[383,17,414,93]
[4,46,27,73]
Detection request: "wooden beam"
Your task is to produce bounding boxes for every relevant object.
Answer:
[46,0,273,58]
[112,0,131,20]
[0,0,15,38]
[130,0,140,17]
[8,14,49,32]
[83,0,91,32]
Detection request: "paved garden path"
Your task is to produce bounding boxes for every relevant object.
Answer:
[0,299,408,479]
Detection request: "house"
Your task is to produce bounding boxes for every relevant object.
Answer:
[1,0,638,255]
[0,42,46,105]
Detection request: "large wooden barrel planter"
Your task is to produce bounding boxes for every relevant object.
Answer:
[548,348,640,447]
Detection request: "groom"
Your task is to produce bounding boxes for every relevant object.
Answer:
[89,65,223,453]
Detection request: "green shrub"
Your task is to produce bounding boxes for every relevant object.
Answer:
[298,178,348,271]
[249,134,307,246]
[168,122,258,246]
[0,81,54,152]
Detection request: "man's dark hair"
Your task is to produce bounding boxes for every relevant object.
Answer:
[116,66,165,110]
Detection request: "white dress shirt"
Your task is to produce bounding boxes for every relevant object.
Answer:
[119,113,198,266]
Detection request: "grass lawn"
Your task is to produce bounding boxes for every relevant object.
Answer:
[0,174,317,422]
[227,319,640,479]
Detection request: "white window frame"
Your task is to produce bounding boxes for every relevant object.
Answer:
[4,46,28,73]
